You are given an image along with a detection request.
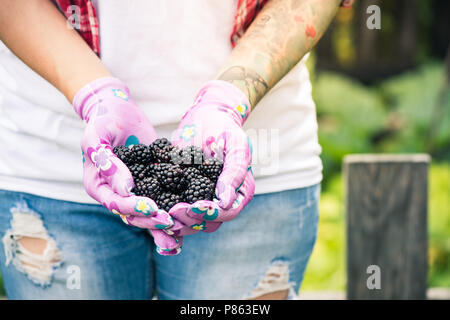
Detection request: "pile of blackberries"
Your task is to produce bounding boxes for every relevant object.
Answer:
[113,138,223,212]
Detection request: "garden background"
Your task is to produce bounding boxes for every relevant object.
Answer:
[0,0,449,296]
[301,0,449,292]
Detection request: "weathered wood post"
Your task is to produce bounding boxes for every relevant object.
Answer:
[344,154,430,299]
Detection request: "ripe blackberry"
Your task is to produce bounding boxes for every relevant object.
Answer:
[132,177,160,199]
[113,145,135,166]
[128,163,150,180]
[201,158,223,182]
[149,138,173,163]
[182,176,215,204]
[130,144,153,164]
[168,146,183,165]
[157,192,182,212]
[180,146,204,166]
[184,167,202,182]
[150,163,171,180]
[152,163,187,193]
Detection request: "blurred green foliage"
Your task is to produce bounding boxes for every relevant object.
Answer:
[309,58,450,188]
[301,56,450,292]
[313,70,386,180]
[379,63,450,157]
[428,164,450,287]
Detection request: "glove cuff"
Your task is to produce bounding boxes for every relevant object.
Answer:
[192,80,251,126]
[72,77,131,122]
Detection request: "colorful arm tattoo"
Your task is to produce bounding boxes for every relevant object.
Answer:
[218,0,342,107]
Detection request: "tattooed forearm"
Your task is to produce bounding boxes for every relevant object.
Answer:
[217,0,341,108]
[218,66,268,107]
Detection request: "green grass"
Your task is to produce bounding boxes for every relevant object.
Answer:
[301,162,450,291]
[0,274,4,296]
[428,164,450,287]
[301,171,346,291]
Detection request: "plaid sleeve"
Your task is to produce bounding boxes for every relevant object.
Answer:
[52,0,100,56]
[230,0,355,47]
[230,0,270,47]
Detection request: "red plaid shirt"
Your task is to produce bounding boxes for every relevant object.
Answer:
[53,0,354,55]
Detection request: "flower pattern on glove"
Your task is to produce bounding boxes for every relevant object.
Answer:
[191,205,219,221]
[191,221,207,231]
[112,88,129,101]
[87,144,117,176]
[236,103,248,119]
[205,134,226,159]
[180,124,197,141]
[134,199,157,216]
[104,201,129,224]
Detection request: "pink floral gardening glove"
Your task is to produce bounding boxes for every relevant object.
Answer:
[166,80,255,236]
[73,77,182,255]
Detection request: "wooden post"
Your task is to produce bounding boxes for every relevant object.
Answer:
[344,154,430,300]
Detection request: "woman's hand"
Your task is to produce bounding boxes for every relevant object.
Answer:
[166,80,255,235]
[74,77,182,255]
[0,0,183,254]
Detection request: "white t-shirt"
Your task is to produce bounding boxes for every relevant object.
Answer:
[0,0,322,204]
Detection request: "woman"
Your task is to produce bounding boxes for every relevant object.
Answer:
[0,0,352,299]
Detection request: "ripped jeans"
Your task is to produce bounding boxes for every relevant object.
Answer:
[0,185,319,299]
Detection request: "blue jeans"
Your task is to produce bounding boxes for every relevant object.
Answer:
[0,185,319,299]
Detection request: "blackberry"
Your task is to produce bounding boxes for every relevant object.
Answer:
[168,146,183,165]
[182,176,215,204]
[130,144,153,164]
[180,146,204,166]
[128,163,150,180]
[146,163,157,175]
[113,145,135,166]
[201,158,223,182]
[184,167,202,182]
[132,177,160,199]
[152,163,187,193]
[157,192,182,212]
[149,138,173,163]
[150,163,171,180]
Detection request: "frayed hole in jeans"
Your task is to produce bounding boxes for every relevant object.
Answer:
[2,202,62,287]
[245,259,297,300]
